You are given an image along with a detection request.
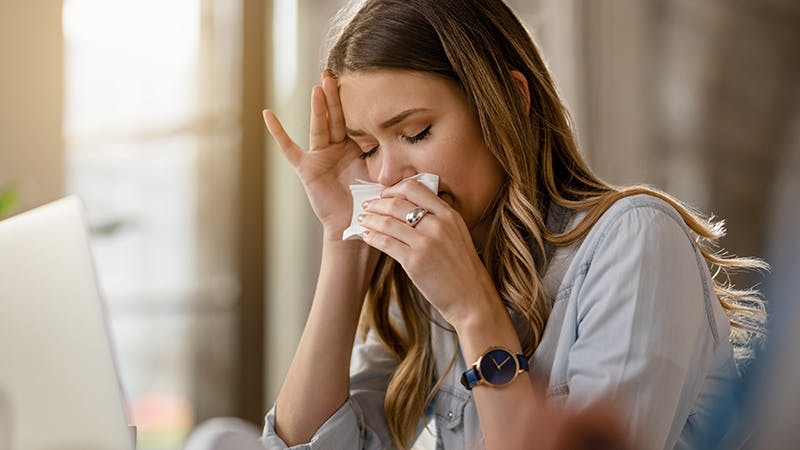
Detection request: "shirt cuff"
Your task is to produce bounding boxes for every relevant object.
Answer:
[259,398,363,449]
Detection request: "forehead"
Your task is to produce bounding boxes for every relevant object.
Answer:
[337,70,462,126]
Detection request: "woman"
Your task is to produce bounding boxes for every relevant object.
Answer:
[259,0,766,449]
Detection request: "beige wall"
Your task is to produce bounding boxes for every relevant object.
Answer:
[0,1,63,213]
[264,0,353,407]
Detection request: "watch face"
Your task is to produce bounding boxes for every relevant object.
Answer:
[478,348,518,386]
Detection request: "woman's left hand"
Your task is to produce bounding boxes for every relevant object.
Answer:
[358,179,499,326]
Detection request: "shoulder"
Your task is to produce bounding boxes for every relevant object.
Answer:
[563,193,716,336]
[548,193,705,306]
[578,193,696,261]
[555,193,706,299]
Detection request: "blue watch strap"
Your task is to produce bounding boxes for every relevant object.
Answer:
[518,353,529,372]
[460,367,480,390]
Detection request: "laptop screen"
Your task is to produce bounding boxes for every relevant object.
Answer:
[0,196,134,450]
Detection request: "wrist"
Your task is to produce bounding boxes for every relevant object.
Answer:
[454,296,523,365]
[320,216,354,241]
[322,229,370,249]
[450,281,507,335]
[320,234,380,288]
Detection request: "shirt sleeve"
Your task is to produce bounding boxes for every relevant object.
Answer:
[259,327,399,450]
[565,203,720,449]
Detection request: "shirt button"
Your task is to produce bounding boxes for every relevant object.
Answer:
[447,411,453,419]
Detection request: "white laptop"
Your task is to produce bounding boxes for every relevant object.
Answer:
[0,196,135,450]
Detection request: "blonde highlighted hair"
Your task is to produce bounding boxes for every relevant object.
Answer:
[326,0,767,447]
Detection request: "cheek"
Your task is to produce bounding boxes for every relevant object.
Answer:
[365,159,380,182]
[449,152,504,218]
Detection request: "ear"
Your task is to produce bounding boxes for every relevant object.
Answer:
[509,70,531,111]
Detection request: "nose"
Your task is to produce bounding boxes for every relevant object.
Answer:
[375,146,416,187]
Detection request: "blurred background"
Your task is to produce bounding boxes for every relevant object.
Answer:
[0,0,797,448]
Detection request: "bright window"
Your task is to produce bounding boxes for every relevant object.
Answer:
[63,0,241,448]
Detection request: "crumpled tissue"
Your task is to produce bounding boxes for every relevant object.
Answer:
[342,173,439,240]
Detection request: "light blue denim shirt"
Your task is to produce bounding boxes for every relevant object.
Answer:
[260,194,740,449]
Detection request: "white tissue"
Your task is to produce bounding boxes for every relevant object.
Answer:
[342,173,440,241]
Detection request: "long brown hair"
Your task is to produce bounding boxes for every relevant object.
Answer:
[326,1,767,447]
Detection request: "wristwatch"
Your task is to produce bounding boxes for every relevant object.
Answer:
[460,346,529,390]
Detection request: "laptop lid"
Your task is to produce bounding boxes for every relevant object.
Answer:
[0,196,134,450]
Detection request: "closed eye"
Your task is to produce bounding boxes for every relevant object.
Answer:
[359,124,432,160]
[359,145,378,160]
[403,124,432,144]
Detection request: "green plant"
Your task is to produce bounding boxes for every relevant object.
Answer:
[0,185,19,219]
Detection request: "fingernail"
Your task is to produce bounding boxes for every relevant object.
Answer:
[362,200,370,210]
[361,230,370,239]
[357,214,365,223]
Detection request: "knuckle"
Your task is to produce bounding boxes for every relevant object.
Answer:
[428,220,445,238]
[378,216,393,228]
[388,198,404,211]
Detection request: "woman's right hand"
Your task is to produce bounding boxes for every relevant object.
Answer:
[262,71,368,238]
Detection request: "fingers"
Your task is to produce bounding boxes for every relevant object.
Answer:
[360,228,410,265]
[264,72,346,166]
[359,195,438,249]
[309,85,330,150]
[262,109,303,168]
[321,72,347,144]
[359,211,418,247]
[362,196,419,223]
[380,179,450,216]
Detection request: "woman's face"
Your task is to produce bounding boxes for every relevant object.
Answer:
[338,69,506,240]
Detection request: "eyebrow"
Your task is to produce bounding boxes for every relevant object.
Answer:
[345,108,430,137]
